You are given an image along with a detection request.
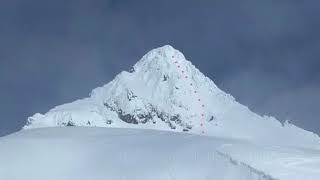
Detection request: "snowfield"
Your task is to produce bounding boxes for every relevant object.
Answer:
[0,127,319,180]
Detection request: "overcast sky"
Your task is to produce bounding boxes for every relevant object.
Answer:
[0,0,319,136]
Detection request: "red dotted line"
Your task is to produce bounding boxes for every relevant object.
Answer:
[172,56,206,134]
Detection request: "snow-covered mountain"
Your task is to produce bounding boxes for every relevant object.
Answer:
[24,45,320,148]
[3,45,320,180]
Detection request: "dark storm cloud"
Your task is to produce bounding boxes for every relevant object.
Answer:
[0,0,319,136]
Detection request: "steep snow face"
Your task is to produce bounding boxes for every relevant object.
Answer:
[24,45,320,148]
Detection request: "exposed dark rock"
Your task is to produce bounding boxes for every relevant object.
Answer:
[137,113,153,123]
[118,110,139,124]
[129,68,135,73]
[104,99,192,130]
[185,123,193,130]
[66,121,75,126]
[167,121,176,129]
[127,90,137,101]
[106,120,113,124]
[170,114,181,123]
[163,74,169,81]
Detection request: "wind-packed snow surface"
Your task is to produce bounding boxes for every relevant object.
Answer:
[1,128,320,180]
[24,45,319,148]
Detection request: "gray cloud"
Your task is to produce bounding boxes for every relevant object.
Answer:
[0,0,319,136]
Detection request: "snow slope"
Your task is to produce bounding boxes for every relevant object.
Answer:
[1,127,319,180]
[24,45,320,148]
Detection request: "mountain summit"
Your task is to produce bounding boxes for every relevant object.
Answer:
[24,45,320,147]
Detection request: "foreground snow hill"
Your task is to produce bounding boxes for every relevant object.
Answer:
[0,127,320,180]
[24,45,320,148]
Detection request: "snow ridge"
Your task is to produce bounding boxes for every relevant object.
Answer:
[24,45,320,148]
